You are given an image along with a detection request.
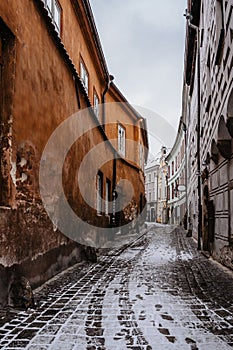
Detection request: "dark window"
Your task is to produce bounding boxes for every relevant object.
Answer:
[215,0,225,65]
[96,171,103,215]
[167,186,170,201]
[105,179,111,215]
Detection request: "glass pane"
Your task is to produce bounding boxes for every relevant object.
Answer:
[46,0,52,15]
[80,62,88,91]
[54,0,61,34]
[94,94,99,119]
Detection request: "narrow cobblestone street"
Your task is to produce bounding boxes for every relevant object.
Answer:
[1,224,233,349]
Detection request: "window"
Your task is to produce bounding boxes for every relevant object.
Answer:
[94,93,100,120]
[215,0,224,65]
[139,143,144,170]
[80,61,89,92]
[96,171,103,215]
[167,186,170,201]
[149,174,151,183]
[172,161,174,176]
[118,124,125,157]
[54,0,61,34]
[206,50,211,111]
[172,183,174,199]
[105,179,111,215]
[43,0,61,35]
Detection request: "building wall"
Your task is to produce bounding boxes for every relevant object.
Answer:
[145,161,159,222]
[59,0,107,110]
[166,120,186,226]
[0,1,83,298]
[157,147,168,224]
[183,0,233,268]
[0,0,148,305]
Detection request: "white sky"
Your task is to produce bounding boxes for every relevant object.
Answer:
[89,0,187,155]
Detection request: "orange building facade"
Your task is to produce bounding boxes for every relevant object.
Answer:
[0,0,148,304]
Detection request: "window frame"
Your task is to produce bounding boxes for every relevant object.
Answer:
[43,0,62,35]
[118,123,126,157]
[96,171,103,215]
[80,60,89,93]
[139,143,144,170]
[105,179,111,216]
[93,91,100,120]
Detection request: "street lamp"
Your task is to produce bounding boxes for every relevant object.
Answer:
[184,9,202,250]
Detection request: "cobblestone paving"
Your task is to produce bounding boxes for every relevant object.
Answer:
[1,224,233,349]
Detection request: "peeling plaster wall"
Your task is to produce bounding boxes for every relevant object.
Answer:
[0,0,147,305]
[0,1,89,304]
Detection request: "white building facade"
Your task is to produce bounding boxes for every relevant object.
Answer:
[145,160,159,222]
[157,147,168,224]
[183,0,233,267]
[166,119,186,226]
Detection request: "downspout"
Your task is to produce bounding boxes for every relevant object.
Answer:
[102,74,114,130]
[112,154,117,226]
[74,76,81,109]
[183,121,188,230]
[195,24,202,251]
[186,15,202,250]
[101,74,115,225]
[156,172,159,222]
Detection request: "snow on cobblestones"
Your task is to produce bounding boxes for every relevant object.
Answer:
[0,224,233,349]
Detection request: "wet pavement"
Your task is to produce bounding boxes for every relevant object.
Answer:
[1,224,233,349]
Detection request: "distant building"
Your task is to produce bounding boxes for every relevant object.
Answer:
[145,160,159,222]
[182,0,233,267]
[166,119,186,226]
[157,147,168,224]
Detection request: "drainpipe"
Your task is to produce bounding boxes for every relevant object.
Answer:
[183,122,188,230]
[156,172,159,223]
[195,24,202,251]
[102,74,114,130]
[112,153,117,226]
[102,74,115,225]
[184,11,202,250]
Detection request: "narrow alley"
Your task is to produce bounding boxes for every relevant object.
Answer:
[0,224,233,350]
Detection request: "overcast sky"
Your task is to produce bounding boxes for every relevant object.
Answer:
[89,0,187,154]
